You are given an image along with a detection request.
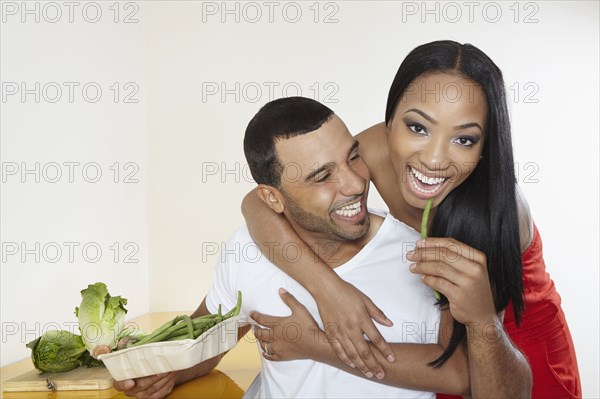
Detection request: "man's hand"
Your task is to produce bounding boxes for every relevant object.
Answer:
[251,288,324,362]
[113,373,177,399]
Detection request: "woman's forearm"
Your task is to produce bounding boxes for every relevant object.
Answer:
[242,189,401,375]
[312,333,470,395]
[241,189,339,291]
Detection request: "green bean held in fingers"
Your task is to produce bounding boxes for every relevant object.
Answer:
[420,199,441,301]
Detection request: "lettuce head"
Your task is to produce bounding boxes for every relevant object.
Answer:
[26,330,86,373]
[75,282,128,358]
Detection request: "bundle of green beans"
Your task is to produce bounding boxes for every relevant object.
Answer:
[124,291,242,348]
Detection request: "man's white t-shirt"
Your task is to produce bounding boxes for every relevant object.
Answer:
[206,212,441,398]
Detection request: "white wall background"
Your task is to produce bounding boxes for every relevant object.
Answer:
[1,0,149,367]
[1,1,598,397]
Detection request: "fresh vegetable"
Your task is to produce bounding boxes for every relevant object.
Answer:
[420,198,433,241]
[26,283,241,375]
[122,291,242,348]
[75,282,128,358]
[420,199,441,300]
[26,330,87,373]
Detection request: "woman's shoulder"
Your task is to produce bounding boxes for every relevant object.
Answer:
[355,121,386,140]
[355,122,405,217]
[355,122,390,179]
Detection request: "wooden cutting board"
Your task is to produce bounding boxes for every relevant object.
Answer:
[2,366,113,392]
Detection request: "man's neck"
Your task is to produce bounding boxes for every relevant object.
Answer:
[294,213,384,269]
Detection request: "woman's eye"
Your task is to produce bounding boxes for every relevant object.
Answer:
[349,153,360,162]
[407,123,427,135]
[454,137,477,147]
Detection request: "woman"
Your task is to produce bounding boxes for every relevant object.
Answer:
[243,40,580,398]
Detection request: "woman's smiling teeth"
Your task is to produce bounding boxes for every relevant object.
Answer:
[334,201,361,217]
[409,166,448,194]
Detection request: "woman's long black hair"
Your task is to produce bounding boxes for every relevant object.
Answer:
[385,40,524,366]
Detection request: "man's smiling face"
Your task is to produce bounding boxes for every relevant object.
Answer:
[275,114,371,242]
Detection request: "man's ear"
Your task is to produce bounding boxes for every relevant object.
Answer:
[255,184,285,214]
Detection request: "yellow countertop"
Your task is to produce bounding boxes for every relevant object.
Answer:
[1,312,262,399]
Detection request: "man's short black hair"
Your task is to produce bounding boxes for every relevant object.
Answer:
[243,96,334,187]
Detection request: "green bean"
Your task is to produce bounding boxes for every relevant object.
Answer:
[134,318,178,342]
[129,319,178,346]
[420,199,441,301]
[421,199,433,240]
[191,314,223,326]
[123,291,243,348]
[180,315,194,339]
[158,314,222,342]
[132,316,203,346]
[165,321,219,341]
[131,322,183,346]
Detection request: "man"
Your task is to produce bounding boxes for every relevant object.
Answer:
[114,97,468,398]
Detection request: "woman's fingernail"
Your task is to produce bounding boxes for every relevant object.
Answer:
[349,362,356,368]
[417,239,426,247]
[376,372,385,380]
[365,371,374,379]
[409,263,416,271]
[407,250,415,257]
[387,354,395,362]
[279,287,288,294]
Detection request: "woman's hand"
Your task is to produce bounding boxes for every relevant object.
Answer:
[312,279,395,380]
[250,288,324,362]
[407,237,497,326]
[251,286,393,380]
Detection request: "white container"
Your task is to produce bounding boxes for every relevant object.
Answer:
[99,316,241,381]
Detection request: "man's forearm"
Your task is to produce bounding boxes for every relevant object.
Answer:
[181,302,252,387]
[173,355,223,386]
[467,317,532,398]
